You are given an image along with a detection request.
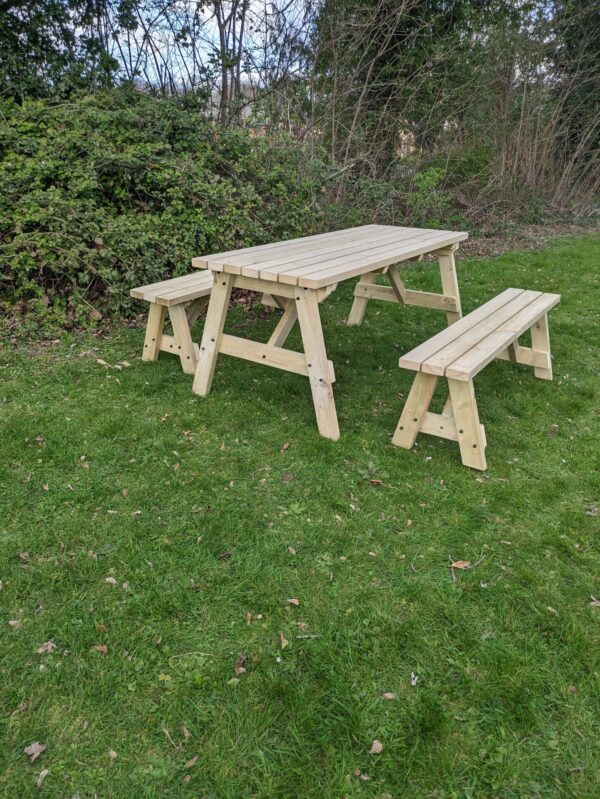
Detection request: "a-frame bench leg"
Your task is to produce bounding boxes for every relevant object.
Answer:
[296,289,340,441]
[448,378,487,470]
[169,304,197,375]
[530,313,553,380]
[142,302,167,362]
[193,273,234,395]
[392,372,439,449]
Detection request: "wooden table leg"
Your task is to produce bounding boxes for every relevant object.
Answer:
[437,245,462,324]
[192,273,233,395]
[530,313,553,380]
[295,288,340,441]
[267,300,298,347]
[347,272,375,326]
[169,305,198,375]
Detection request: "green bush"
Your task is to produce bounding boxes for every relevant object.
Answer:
[0,89,331,327]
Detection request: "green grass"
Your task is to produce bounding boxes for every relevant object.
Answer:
[1,234,600,798]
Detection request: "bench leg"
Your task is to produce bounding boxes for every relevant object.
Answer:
[392,372,439,449]
[142,302,166,362]
[296,289,340,441]
[186,297,208,329]
[530,313,553,380]
[192,273,234,396]
[448,378,487,470]
[169,305,197,375]
[347,272,375,326]
[437,247,462,324]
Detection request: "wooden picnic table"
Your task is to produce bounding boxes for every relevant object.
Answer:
[191,224,468,441]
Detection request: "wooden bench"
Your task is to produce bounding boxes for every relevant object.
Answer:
[130,272,214,374]
[392,287,560,470]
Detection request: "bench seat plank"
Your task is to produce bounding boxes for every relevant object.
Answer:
[421,289,542,376]
[446,292,560,380]
[131,272,214,306]
[399,288,523,371]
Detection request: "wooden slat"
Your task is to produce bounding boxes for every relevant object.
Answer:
[295,231,468,289]
[399,288,523,371]
[422,290,542,376]
[131,272,213,305]
[446,293,560,380]
[280,230,464,286]
[241,227,426,280]
[192,225,382,270]
[219,334,335,381]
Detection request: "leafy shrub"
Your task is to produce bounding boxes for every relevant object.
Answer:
[0,89,330,327]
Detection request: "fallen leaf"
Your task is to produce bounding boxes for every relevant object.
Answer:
[184,755,199,769]
[381,692,396,700]
[93,644,108,654]
[43,484,49,491]
[590,595,600,607]
[235,653,246,676]
[245,611,253,625]
[279,632,289,650]
[280,441,290,453]
[181,725,191,739]
[108,749,117,763]
[547,606,558,616]
[18,552,30,562]
[287,546,296,555]
[586,505,598,517]
[24,742,46,762]
[451,560,471,570]
[369,739,383,754]
[36,768,49,788]
[9,619,21,629]
[37,641,55,655]
[287,598,300,606]
[105,576,117,585]
[369,479,384,485]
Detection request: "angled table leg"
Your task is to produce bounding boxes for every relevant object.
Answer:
[295,288,340,441]
[392,372,439,449]
[347,273,376,326]
[192,273,233,395]
[437,245,462,324]
[268,300,298,347]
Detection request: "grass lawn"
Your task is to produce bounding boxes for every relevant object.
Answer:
[1,234,600,799]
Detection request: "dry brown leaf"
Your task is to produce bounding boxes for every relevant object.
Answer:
[24,742,46,762]
[381,692,396,700]
[245,611,253,625]
[369,740,383,754]
[9,619,21,629]
[369,479,384,486]
[36,768,49,788]
[279,632,289,650]
[36,641,55,655]
[287,546,296,555]
[18,551,30,562]
[105,576,117,585]
[181,725,191,739]
[590,595,600,607]
[184,755,199,768]
[93,644,108,655]
[287,598,300,606]
[108,749,117,763]
[280,442,290,453]
[96,358,110,368]
[235,653,246,676]
[451,560,471,570]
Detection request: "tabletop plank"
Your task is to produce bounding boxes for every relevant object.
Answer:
[193,225,468,287]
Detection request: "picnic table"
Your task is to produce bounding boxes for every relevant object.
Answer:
[191,224,468,440]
